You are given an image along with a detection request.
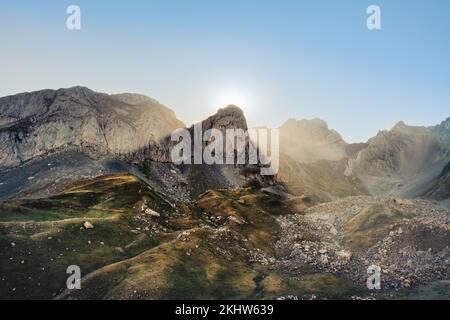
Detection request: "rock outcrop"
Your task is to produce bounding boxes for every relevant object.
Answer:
[199,104,248,132]
[131,105,275,201]
[0,87,185,170]
[127,104,249,163]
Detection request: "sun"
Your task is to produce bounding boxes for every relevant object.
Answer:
[214,89,250,111]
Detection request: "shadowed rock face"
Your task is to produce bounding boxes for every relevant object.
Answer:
[127,104,249,163]
[421,162,450,201]
[0,87,185,170]
[129,105,276,200]
[199,104,248,132]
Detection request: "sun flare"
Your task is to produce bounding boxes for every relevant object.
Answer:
[214,89,250,112]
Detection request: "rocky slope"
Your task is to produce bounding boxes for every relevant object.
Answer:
[0,151,127,200]
[0,87,185,170]
[421,162,450,201]
[276,196,449,292]
[277,119,369,204]
[278,154,369,204]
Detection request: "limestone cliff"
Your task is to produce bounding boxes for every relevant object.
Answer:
[0,87,185,170]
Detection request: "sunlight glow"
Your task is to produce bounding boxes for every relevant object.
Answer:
[214,89,250,112]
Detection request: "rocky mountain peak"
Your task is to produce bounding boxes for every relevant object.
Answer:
[283,117,328,129]
[200,105,248,132]
[391,120,407,131]
[0,87,184,170]
[279,118,347,163]
[438,117,450,128]
[281,118,345,144]
[110,92,160,106]
[348,118,450,195]
[390,121,428,136]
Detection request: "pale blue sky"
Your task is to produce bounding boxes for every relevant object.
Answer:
[1,0,449,142]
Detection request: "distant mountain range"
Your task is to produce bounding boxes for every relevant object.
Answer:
[0,87,272,201]
[278,116,450,204]
[1,86,449,203]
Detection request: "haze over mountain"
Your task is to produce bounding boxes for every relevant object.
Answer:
[278,115,450,204]
[345,119,450,199]
[279,118,348,164]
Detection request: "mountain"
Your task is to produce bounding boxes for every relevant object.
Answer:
[349,121,448,176]
[130,105,275,202]
[0,87,185,170]
[5,87,445,204]
[0,89,273,202]
[346,121,450,197]
[128,104,248,164]
[279,118,348,163]
[278,117,450,204]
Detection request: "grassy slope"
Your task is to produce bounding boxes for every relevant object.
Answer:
[5,173,431,300]
[278,154,369,204]
[0,174,176,299]
[57,186,298,300]
[342,204,416,252]
[1,173,366,300]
